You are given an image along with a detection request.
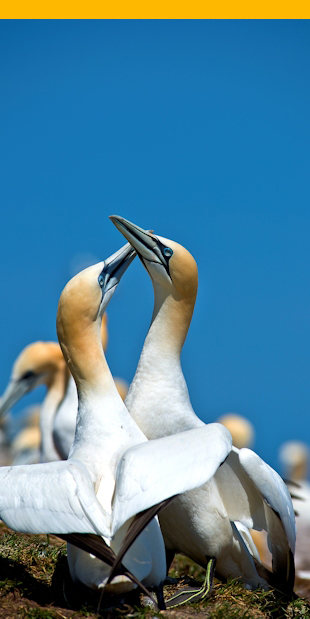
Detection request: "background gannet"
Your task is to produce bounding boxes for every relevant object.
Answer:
[110,215,296,594]
[0,342,69,463]
[279,441,310,578]
[217,413,255,449]
[0,314,128,462]
[0,242,233,607]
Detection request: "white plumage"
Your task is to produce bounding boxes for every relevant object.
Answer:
[111,215,296,592]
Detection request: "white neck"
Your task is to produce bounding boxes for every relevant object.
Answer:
[126,285,203,439]
[68,351,146,479]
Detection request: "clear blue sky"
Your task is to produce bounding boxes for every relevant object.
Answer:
[1,20,309,472]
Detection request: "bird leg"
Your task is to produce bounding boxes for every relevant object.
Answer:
[154,583,166,610]
[165,556,216,609]
[166,549,176,573]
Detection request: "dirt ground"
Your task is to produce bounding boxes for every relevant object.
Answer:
[0,523,310,619]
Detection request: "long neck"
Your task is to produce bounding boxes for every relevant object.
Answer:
[150,283,195,357]
[126,282,202,438]
[40,362,70,462]
[60,320,145,473]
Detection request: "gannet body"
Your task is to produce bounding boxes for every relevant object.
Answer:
[0,243,233,602]
[111,215,296,593]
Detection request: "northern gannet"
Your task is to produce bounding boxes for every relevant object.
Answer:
[0,342,69,462]
[0,242,233,606]
[110,215,296,594]
[0,315,126,462]
[217,414,255,449]
[280,441,310,578]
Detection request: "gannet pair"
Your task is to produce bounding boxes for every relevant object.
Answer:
[0,315,127,463]
[110,215,296,594]
[0,242,234,607]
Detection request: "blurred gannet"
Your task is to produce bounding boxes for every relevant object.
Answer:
[280,441,310,577]
[0,342,69,462]
[111,215,296,594]
[217,414,254,449]
[0,243,233,605]
[0,315,127,462]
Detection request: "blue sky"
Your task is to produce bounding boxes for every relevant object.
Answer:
[0,20,309,472]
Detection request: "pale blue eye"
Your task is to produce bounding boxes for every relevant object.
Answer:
[98,275,104,287]
[163,247,173,258]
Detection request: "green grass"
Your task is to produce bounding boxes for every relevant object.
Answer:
[0,524,310,619]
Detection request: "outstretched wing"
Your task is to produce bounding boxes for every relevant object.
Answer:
[0,459,110,537]
[111,423,232,534]
[215,447,295,592]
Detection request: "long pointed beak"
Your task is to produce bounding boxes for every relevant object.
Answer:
[109,216,163,266]
[101,242,136,293]
[0,380,32,417]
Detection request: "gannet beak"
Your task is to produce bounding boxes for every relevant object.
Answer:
[0,375,38,417]
[109,216,164,266]
[99,242,136,295]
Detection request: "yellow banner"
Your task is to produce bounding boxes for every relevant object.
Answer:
[1,1,309,22]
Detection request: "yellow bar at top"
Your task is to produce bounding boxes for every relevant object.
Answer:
[1,0,310,21]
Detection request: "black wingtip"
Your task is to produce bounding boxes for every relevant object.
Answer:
[57,532,158,607]
[107,496,177,586]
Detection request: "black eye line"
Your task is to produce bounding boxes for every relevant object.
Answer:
[98,259,122,289]
[127,227,173,275]
[19,370,36,382]
[140,256,173,282]
[155,239,173,275]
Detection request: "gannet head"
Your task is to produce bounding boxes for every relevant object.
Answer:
[56,243,135,386]
[279,441,309,481]
[217,413,255,449]
[0,342,64,417]
[109,216,198,303]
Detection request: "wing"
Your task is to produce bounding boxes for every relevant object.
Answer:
[0,459,110,537]
[111,423,232,534]
[107,496,175,584]
[215,447,295,592]
[238,448,296,551]
[60,532,158,606]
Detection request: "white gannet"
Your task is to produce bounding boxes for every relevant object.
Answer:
[110,215,296,595]
[279,441,310,577]
[0,242,233,607]
[0,342,69,463]
[0,315,126,462]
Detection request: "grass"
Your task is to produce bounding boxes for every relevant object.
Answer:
[0,523,310,619]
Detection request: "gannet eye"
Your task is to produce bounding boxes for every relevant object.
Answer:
[163,247,173,258]
[20,370,36,382]
[98,274,105,288]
